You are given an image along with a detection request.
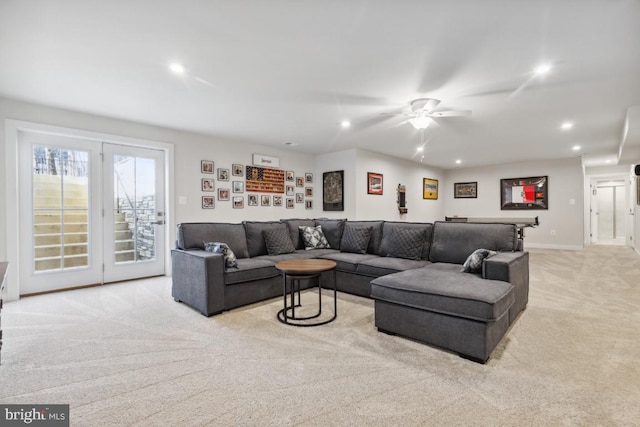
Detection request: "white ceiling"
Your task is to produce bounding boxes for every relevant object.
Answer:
[1,0,639,170]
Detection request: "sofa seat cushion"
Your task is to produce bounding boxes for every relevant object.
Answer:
[357,257,430,277]
[370,263,514,321]
[318,252,379,273]
[224,258,279,285]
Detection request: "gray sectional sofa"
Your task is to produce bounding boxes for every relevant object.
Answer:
[172,218,529,363]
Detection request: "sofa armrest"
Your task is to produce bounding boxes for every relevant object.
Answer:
[483,251,529,323]
[171,249,226,316]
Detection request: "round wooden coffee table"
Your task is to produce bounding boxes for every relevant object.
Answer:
[275,259,337,327]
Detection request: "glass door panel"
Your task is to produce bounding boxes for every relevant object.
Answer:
[103,143,165,283]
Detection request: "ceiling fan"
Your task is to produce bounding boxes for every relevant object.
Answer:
[399,98,472,129]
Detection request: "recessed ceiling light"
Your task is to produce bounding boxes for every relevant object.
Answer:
[455,159,462,164]
[605,160,611,164]
[561,122,574,130]
[572,145,581,151]
[417,146,424,152]
[169,62,185,74]
[534,63,552,76]
[340,120,351,128]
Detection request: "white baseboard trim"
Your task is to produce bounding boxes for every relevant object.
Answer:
[525,243,584,250]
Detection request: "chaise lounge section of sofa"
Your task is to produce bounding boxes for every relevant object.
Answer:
[171,218,529,362]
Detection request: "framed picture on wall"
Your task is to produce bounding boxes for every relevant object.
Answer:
[273,195,283,206]
[500,176,548,210]
[202,196,215,209]
[305,173,313,183]
[201,160,214,174]
[232,164,244,176]
[218,188,230,201]
[454,182,477,198]
[423,178,438,200]
[367,172,383,195]
[233,196,244,209]
[233,181,244,193]
[286,171,295,181]
[217,168,230,181]
[202,178,215,192]
[323,170,344,211]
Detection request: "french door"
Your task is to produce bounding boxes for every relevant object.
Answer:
[103,143,165,282]
[18,131,166,294]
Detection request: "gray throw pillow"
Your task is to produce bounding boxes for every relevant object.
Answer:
[385,227,425,261]
[340,226,372,254]
[204,241,239,269]
[263,228,296,255]
[299,225,331,250]
[461,248,497,273]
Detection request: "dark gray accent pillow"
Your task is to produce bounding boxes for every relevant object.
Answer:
[385,227,425,261]
[314,219,345,249]
[263,228,296,255]
[204,241,239,269]
[461,248,497,273]
[340,226,372,254]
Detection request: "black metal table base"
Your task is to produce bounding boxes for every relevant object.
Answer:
[277,270,337,327]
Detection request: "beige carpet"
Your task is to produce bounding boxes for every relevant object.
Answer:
[1,245,639,426]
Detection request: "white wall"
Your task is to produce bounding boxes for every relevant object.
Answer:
[444,157,585,249]
[354,149,445,222]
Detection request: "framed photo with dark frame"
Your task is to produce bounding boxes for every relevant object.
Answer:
[500,176,548,210]
[454,182,477,198]
[323,170,344,211]
[367,172,383,195]
[423,178,438,200]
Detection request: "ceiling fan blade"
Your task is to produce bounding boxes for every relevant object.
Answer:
[429,110,472,117]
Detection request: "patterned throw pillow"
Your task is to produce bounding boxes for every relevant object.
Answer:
[204,241,239,269]
[299,225,331,250]
[340,226,372,254]
[461,248,497,273]
[263,228,296,255]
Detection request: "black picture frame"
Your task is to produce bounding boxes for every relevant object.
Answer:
[500,176,548,210]
[454,182,477,198]
[323,170,344,211]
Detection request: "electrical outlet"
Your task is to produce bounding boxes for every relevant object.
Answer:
[550,229,556,236]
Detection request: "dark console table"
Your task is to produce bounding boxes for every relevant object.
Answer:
[0,262,7,365]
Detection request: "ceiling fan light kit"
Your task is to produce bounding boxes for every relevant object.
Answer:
[404,98,471,129]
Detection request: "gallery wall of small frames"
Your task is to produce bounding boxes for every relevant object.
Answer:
[200,159,314,210]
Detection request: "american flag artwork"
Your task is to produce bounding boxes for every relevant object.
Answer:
[246,166,285,193]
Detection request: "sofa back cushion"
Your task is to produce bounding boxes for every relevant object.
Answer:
[345,221,384,254]
[429,221,517,264]
[176,223,250,259]
[314,219,346,249]
[379,221,433,260]
[243,221,291,257]
[280,218,316,250]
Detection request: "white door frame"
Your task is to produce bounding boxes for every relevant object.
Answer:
[4,119,174,301]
